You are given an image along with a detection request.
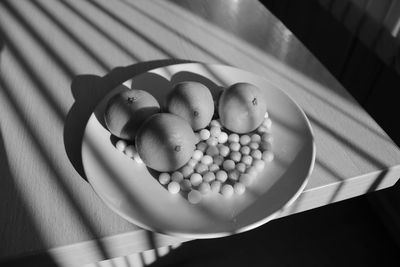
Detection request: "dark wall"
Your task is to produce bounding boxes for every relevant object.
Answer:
[261,0,400,147]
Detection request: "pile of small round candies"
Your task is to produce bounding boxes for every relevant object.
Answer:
[158,113,274,204]
[114,139,142,163]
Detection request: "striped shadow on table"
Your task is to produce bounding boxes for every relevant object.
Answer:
[83,244,181,267]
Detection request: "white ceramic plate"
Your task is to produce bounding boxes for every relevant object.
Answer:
[81,63,316,238]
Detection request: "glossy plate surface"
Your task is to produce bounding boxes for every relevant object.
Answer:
[81,63,316,238]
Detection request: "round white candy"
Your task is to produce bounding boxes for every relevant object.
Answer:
[203,172,216,183]
[246,166,258,177]
[181,165,194,178]
[210,180,222,193]
[194,132,201,144]
[188,190,202,204]
[234,182,246,195]
[206,137,218,146]
[210,120,222,128]
[262,151,274,162]
[251,134,261,143]
[251,149,262,160]
[239,135,251,146]
[240,146,251,155]
[216,170,228,182]
[168,181,180,194]
[228,133,239,143]
[198,182,211,194]
[132,151,143,163]
[180,179,192,191]
[218,132,228,143]
[201,155,213,165]
[253,159,265,172]
[199,129,210,140]
[196,142,208,152]
[223,159,235,171]
[241,155,253,166]
[195,163,208,174]
[230,151,241,162]
[228,170,240,181]
[261,133,273,143]
[158,173,171,185]
[263,118,272,129]
[206,146,219,157]
[236,162,246,173]
[210,126,221,137]
[229,142,240,152]
[257,126,268,134]
[124,145,136,158]
[218,145,230,157]
[221,184,234,198]
[187,158,198,168]
[190,173,203,186]
[213,155,225,166]
[192,150,204,161]
[171,171,184,182]
[260,141,272,151]
[249,142,259,150]
[116,140,127,151]
[209,163,220,172]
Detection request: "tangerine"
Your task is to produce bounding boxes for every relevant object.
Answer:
[167,82,214,131]
[218,82,267,133]
[104,88,160,140]
[135,113,196,172]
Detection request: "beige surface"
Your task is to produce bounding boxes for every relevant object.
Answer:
[0,0,399,266]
